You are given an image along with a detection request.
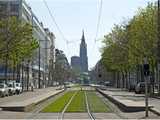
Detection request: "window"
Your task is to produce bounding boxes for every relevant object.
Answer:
[0,2,7,13]
[10,3,19,13]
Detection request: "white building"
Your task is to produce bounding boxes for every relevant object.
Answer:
[0,0,56,89]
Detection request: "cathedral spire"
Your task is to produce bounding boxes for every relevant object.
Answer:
[81,29,85,43]
[80,29,88,72]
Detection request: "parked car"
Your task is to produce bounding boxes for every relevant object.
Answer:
[7,82,16,95]
[15,83,22,94]
[135,82,150,94]
[0,83,9,97]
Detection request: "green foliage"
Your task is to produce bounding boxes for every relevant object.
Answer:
[42,91,75,112]
[0,16,39,66]
[66,91,86,112]
[101,2,157,72]
[87,91,110,112]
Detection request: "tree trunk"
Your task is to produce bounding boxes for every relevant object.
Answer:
[21,61,24,92]
[4,54,9,84]
[151,67,155,96]
[12,61,16,82]
[122,71,125,89]
[16,64,20,83]
[26,60,30,91]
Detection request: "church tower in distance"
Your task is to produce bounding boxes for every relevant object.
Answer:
[80,30,88,72]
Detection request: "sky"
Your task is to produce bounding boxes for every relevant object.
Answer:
[26,0,156,70]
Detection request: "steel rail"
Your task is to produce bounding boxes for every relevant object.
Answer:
[85,92,95,120]
[58,91,78,120]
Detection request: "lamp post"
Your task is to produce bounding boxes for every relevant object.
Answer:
[144,57,150,117]
[31,14,43,89]
[38,40,50,89]
[31,14,41,89]
[31,13,54,89]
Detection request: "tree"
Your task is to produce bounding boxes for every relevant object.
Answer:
[101,2,158,90]
[0,16,39,82]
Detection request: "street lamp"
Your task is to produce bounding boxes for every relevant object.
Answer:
[38,39,50,89]
[31,12,55,89]
[143,57,150,117]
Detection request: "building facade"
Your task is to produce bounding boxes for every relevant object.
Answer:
[91,60,115,86]
[80,31,88,72]
[0,0,56,90]
[71,56,80,72]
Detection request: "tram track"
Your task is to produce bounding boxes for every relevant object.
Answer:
[28,89,118,119]
[58,91,78,120]
[85,91,96,120]
[58,90,96,120]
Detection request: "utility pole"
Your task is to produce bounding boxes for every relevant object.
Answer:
[144,57,150,117]
[49,34,55,86]
[31,12,41,89]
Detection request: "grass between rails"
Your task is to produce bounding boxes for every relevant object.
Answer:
[41,91,75,112]
[66,91,86,112]
[41,90,110,113]
[87,91,111,112]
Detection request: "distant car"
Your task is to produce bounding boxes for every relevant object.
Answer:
[104,81,111,86]
[135,82,150,94]
[7,82,16,95]
[15,83,22,94]
[0,83,9,97]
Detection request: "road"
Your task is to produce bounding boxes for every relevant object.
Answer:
[0,86,159,119]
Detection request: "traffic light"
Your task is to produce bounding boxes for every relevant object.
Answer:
[98,74,102,78]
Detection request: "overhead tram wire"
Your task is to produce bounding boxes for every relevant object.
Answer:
[42,0,68,43]
[42,0,71,56]
[91,0,103,57]
[95,0,103,43]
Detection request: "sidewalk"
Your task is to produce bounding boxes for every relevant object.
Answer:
[97,87,158,113]
[0,87,65,112]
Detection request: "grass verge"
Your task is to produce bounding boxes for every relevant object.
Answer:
[41,91,75,112]
[66,91,86,112]
[87,91,110,112]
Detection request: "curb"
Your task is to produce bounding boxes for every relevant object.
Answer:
[149,108,160,116]
[96,88,151,112]
[1,89,65,112]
